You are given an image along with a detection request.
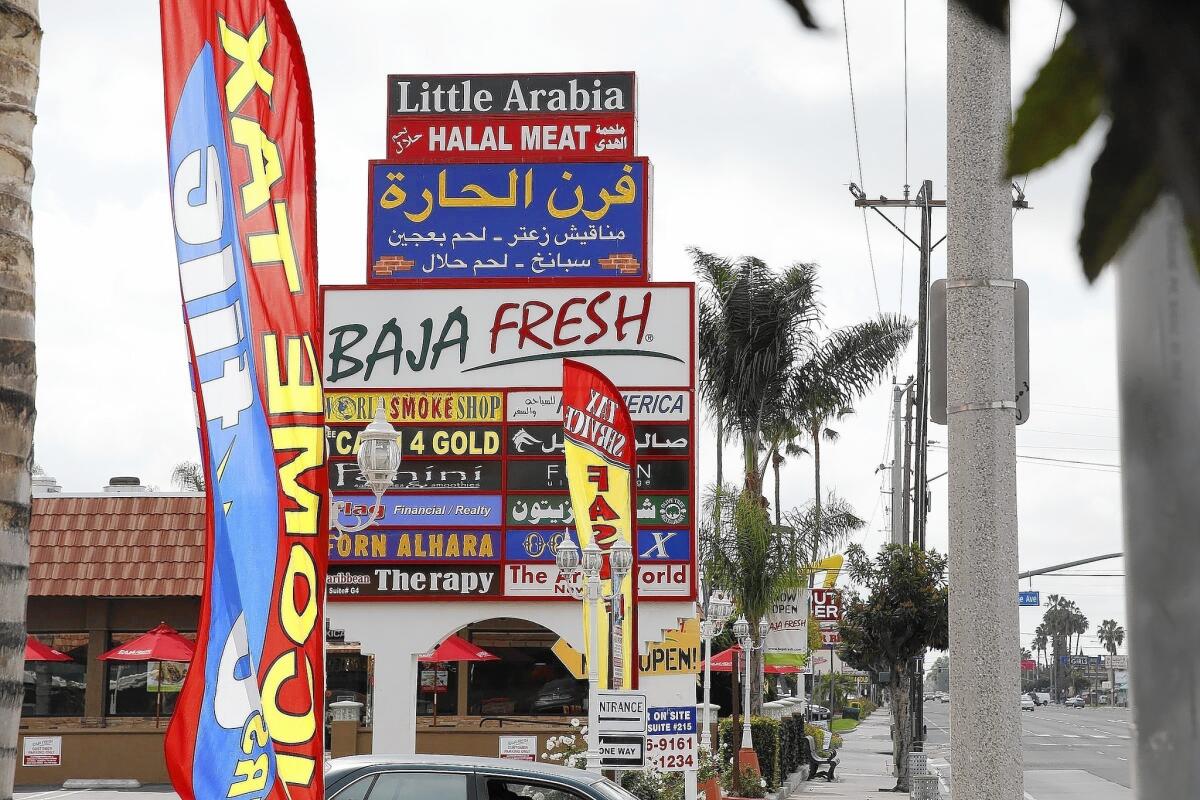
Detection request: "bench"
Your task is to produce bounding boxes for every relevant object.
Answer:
[803,734,839,782]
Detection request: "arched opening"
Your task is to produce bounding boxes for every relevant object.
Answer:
[416,617,587,723]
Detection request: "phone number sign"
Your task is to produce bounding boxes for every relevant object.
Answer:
[645,706,697,772]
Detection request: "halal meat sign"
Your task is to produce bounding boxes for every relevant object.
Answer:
[811,588,842,622]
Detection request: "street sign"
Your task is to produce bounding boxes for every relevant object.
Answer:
[1107,654,1128,670]
[1018,590,1040,607]
[930,277,1030,425]
[811,588,842,622]
[646,706,698,772]
[598,734,646,769]
[597,690,647,734]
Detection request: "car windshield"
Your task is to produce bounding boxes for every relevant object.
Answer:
[591,778,641,800]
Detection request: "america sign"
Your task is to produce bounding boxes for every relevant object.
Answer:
[160,2,326,799]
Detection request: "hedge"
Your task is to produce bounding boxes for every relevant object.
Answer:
[719,716,781,790]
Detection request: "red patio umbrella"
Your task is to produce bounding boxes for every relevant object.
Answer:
[418,635,499,725]
[702,643,802,675]
[98,623,194,726]
[25,635,72,663]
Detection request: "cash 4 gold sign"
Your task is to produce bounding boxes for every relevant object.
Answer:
[323,285,692,389]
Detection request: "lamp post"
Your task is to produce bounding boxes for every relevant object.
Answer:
[733,616,769,752]
[329,397,402,535]
[700,592,733,753]
[555,537,634,773]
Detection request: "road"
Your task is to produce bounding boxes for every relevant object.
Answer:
[922,700,1132,799]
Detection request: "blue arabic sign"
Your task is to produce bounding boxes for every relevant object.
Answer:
[505,528,579,562]
[1018,590,1040,607]
[368,159,648,280]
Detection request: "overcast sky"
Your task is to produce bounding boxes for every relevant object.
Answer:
[31,0,1124,653]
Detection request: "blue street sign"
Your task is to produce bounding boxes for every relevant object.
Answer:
[1018,590,1040,607]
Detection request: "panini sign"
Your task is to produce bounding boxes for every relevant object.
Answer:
[324,286,692,389]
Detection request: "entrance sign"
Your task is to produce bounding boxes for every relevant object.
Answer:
[160,2,327,798]
[646,706,698,771]
[597,690,648,734]
[22,736,62,767]
[368,160,649,281]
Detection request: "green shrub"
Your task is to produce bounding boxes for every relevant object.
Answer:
[719,716,781,790]
[779,716,805,777]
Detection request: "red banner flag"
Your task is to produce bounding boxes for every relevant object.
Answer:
[159,2,325,799]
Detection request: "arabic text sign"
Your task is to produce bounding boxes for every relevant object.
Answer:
[388,114,635,162]
[324,285,692,389]
[329,460,501,492]
[388,73,635,116]
[505,528,579,562]
[507,459,689,492]
[368,160,648,281]
[508,390,689,422]
[507,423,690,456]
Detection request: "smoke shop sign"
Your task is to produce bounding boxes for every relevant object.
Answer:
[323,285,692,389]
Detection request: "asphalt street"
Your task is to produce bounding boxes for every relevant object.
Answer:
[922,700,1132,800]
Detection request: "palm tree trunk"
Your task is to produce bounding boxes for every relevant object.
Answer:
[810,423,822,564]
[743,432,761,500]
[773,449,781,528]
[0,3,38,796]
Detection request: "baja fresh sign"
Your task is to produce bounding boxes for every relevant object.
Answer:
[766,588,810,668]
[323,285,692,389]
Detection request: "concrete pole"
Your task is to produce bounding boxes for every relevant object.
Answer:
[891,383,904,544]
[945,4,1022,800]
[586,582,602,773]
[1116,198,1200,798]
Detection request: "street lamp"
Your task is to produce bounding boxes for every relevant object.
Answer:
[330,397,402,535]
[733,615,753,751]
[733,616,769,752]
[700,591,734,753]
[555,536,634,773]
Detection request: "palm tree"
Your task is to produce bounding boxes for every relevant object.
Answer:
[694,248,820,500]
[1032,625,1049,675]
[0,3,39,794]
[171,460,206,492]
[791,318,913,544]
[703,484,806,715]
[1097,619,1125,706]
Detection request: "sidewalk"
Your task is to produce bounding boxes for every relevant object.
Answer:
[786,712,907,799]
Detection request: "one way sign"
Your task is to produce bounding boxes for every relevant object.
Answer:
[599,734,646,769]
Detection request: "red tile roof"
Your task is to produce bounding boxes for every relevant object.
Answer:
[30,495,206,597]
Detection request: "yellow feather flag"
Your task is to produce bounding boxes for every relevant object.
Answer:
[562,359,637,688]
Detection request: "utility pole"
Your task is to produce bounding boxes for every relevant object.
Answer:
[946,4,1022,800]
[1117,198,1200,797]
[890,377,914,544]
[902,386,914,545]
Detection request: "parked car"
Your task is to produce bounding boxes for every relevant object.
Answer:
[326,754,640,800]
[1026,692,1047,707]
[1065,696,1086,708]
[1020,697,1035,712]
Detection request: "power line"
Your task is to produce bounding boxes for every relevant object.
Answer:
[1019,428,1118,439]
[840,0,881,314]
